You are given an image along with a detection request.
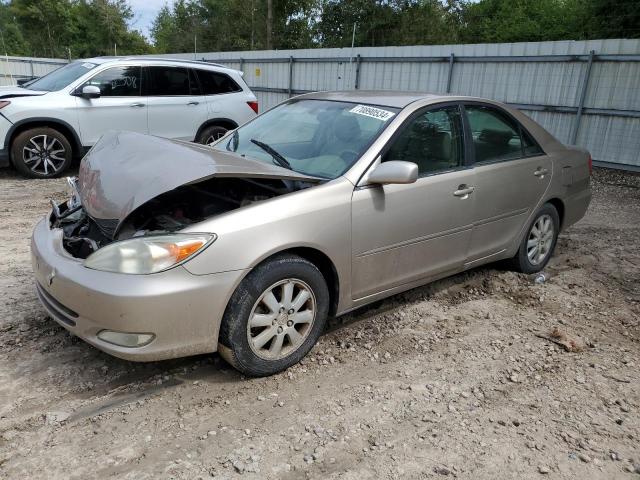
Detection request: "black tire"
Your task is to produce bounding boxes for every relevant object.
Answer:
[11,127,73,179]
[197,125,229,145]
[218,254,329,377]
[509,203,560,274]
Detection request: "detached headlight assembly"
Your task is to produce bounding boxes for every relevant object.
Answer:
[84,234,215,274]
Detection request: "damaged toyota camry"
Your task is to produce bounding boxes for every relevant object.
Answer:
[31,91,591,376]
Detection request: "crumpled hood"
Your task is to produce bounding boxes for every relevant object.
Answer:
[78,130,321,237]
[0,86,48,99]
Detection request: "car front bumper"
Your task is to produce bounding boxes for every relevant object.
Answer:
[30,218,246,361]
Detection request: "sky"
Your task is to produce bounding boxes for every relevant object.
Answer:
[128,0,174,40]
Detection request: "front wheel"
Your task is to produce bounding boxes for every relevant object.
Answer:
[11,127,73,178]
[509,203,560,274]
[218,254,329,377]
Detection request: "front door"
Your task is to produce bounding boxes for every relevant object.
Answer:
[351,104,475,300]
[74,65,147,146]
[463,104,552,264]
[145,66,207,141]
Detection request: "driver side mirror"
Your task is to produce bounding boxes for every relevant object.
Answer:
[368,161,418,185]
[78,85,101,99]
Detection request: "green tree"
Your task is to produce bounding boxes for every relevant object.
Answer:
[0,2,29,55]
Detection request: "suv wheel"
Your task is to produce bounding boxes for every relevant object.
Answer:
[11,127,73,178]
[218,254,329,377]
[509,203,560,274]
[197,125,229,145]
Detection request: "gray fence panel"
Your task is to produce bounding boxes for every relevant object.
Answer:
[0,56,67,86]
[2,40,639,169]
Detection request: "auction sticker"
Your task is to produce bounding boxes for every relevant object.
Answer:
[349,104,396,121]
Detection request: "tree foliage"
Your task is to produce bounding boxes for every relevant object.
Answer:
[0,0,637,58]
[0,0,151,58]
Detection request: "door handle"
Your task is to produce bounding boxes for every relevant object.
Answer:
[453,185,475,198]
[129,102,145,107]
[187,101,200,106]
[534,167,549,177]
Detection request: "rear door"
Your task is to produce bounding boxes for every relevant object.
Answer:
[74,65,147,146]
[463,103,551,265]
[145,66,208,141]
[351,104,476,299]
[195,68,254,127]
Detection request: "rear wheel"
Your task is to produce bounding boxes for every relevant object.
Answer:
[197,125,229,145]
[509,203,560,273]
[218,254,329,377]
[11,127,73,178]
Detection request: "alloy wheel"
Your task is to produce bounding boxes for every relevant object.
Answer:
[22,135,67,176]
[247,278,316,360]
[527,213,554,266]
[205,131,226,145]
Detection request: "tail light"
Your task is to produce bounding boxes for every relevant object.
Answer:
[0,101,10,109]
[588,154,592,175]
[247,101,259,114]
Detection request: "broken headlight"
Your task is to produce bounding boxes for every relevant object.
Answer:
[83,233,215,274]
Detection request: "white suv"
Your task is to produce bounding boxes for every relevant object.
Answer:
[0,57,258,178]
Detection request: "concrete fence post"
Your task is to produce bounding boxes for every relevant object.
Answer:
[571,50,595,145]
[446,53,455,93]
[288,56,294,97]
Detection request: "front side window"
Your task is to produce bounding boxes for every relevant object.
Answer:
[196,69,241,95]
[146,66,194,96]
[213,99,399,179]
[26,61,97,92]
[465,105,542,163]
[383,105,464,175]
[81,66,141,96]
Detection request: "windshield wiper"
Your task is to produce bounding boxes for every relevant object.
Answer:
[250,138,292,170]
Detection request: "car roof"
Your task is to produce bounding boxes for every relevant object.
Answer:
[296,90,447,108]
[80,56,233,72]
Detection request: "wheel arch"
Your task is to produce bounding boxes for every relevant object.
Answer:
[195,118,239,142]
[6,118,83,163]
[545,197,565,230]
[230,246,341,318]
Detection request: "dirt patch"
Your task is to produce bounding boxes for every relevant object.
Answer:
[0,167,638,479]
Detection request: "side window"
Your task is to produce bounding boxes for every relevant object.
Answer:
[522,129,544,156]
[188,69,201,95]
[196,69,242,95]
[82,66,141,96]
[146,66,192,96]
[383,105,464,175]
[465,105,542,162]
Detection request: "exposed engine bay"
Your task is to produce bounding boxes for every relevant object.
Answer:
[51,176,310,260]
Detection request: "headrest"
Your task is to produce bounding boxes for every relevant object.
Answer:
[334,115,361,142]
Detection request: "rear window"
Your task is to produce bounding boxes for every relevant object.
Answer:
[196,69,242,95]
[465,105,543,162]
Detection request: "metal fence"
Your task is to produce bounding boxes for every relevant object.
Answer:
[0,56,68,86]
[171,40,639,171]
[2,39,639,170]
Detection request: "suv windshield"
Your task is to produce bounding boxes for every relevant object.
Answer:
[25,61,98,91]
[213,99,399,179]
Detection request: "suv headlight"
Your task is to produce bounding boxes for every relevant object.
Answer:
[84,234,215,274]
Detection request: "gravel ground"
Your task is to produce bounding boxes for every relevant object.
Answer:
[0,166,638,479]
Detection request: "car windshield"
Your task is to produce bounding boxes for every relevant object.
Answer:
[213,99,400,179]
[25,61,98,91]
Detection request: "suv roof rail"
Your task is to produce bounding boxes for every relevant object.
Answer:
[118,57,231,69]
